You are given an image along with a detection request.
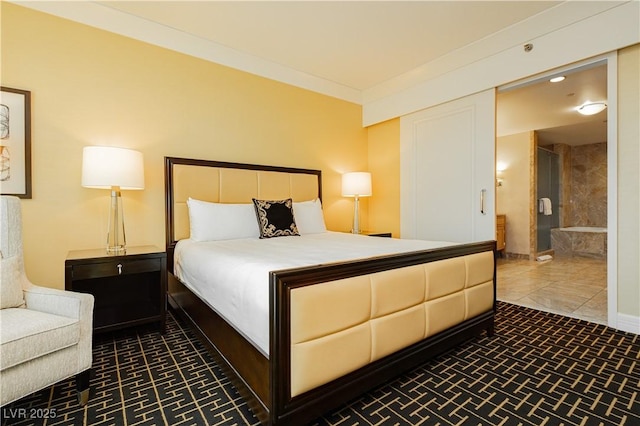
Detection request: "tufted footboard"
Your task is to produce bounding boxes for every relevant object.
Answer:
[270,241,496,425]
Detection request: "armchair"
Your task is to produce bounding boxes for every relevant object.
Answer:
[0,196,94,406]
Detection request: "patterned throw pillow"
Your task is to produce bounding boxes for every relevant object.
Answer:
[252,198,300,239]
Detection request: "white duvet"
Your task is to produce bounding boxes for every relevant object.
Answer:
[174,231,456,357]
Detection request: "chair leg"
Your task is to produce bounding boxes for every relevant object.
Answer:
[76,370,91,406]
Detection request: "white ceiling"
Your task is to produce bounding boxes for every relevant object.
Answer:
[498,64,608,146]
[17,1,611,144]
[98,1,561,91]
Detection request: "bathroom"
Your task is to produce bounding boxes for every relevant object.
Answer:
[495,63,608,262]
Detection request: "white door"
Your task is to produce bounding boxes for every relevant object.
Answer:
[400,89,496,243]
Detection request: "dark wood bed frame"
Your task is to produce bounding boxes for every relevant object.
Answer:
[164,157,497,425]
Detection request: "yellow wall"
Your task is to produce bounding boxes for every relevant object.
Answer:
[496,131,533,256]
[1,4,367,288]
[367,118,400,237]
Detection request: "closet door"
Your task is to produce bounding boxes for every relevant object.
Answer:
[400,89,496,242]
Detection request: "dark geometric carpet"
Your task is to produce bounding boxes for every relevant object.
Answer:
[2,302,639,426]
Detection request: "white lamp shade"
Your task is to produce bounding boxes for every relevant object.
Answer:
[82,146,144,189]
[342,172,372,197]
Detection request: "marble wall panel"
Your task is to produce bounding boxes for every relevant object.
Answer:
[551,228,572,256]
[572,232,607,258]
[553,143,572,227]
[551,229,607,259]
[570,142,607,227]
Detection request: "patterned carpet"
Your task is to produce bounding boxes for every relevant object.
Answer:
[2,302,639,426]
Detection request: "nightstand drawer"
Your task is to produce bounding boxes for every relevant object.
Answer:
[71,258,161,280]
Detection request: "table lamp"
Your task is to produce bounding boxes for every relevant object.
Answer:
[341,171,372,234]
[81,146,144,253]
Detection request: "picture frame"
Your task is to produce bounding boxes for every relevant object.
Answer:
[1,86,31,199]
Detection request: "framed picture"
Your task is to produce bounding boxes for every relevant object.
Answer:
[1,87,31,198]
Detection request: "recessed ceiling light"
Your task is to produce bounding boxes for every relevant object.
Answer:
[550,76,565,83]
[576,101,607,115]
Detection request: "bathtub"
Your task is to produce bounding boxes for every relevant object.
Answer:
[551,226,607,258]
[557,226,607,233]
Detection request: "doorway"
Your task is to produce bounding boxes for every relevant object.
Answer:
[495,55,616,326]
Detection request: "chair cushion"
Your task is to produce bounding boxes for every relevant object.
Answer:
[1,256,25,309]
[0,308,79,371]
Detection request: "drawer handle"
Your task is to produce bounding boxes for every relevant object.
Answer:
[117,263,123,275]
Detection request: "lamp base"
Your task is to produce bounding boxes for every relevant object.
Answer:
[106,188,127,254]
[106,246,126,254]
[351,195,361,234]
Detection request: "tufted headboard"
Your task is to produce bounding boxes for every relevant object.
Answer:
[164,157,322,269]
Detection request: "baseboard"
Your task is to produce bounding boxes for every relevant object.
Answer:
[616,313,640,335]
[505,252,530,260]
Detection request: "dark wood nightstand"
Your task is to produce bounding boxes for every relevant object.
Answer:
[362,232,392,237]
[65,245,167,334]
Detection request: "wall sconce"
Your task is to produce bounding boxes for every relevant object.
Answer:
[341,172,371,234]
[496,162,506,187]
[82,146,144,253]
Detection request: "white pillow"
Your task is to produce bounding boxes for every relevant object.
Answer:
[187,198,260,241]
[293,199,327,234]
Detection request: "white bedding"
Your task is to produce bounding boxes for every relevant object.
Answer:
[174,231,457,357]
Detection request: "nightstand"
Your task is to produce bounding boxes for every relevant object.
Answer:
[362,232,392,237]
[65,245,167,334]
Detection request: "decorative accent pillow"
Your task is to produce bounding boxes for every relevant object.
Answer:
[186,198,260,241]
[293,199,327,234]
[1,255,25,309]
[252,198,300,239]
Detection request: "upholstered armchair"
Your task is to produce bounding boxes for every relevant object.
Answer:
[0,196,94,406]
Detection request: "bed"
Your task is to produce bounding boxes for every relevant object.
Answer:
[164,157,497,425]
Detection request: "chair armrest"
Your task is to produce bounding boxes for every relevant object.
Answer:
[23,282,95,372]
[23,282,94,322]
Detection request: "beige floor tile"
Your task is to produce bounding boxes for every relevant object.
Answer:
[549,282,605,298]
[573,294,608,324]
[520,292,588,312]
[497,256,607,325]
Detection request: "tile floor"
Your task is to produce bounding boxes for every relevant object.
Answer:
[496,255,608,325]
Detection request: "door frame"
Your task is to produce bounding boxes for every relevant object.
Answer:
[498,53,618,328]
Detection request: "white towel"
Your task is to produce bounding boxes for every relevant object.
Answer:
[540,198,552,216]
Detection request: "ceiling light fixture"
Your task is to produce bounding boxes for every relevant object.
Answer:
[576,101,607,116]
[550,76,565,83]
